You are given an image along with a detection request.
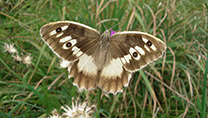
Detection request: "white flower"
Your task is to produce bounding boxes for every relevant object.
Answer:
[48,115,61,118]
[157,2,162,8]
[60,59,70,68]
[48,109,61,118]
[22,54,32,66]
[12,54,22,62]
[61,98,95,118]
[3,43,17,54]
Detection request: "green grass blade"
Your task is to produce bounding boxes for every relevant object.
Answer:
[200,49,208,118]
[139,70,155,99]
[134,11,146,31]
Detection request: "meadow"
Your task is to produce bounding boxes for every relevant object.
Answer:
[0,0,207,117]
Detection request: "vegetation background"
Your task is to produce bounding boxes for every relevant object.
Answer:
[0,0,207,117]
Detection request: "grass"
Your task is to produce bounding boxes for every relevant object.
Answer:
[0,0,207,117]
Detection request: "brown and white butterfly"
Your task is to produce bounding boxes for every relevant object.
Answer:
[40,21,166,95]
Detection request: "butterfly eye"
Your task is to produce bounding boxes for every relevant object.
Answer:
[66,42,72,47]
[133,52,138,57]
[56,27,62,33]
[147,41,152,46]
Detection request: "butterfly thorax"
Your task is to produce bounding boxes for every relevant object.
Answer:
[97,30,111,70]
[100,30,110,40]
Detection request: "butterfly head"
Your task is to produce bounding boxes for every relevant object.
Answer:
[103,30,110,36]
[100,30,110,40]
[101,29,116,40]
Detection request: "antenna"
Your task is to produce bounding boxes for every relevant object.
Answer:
[96,17,128,32]
[107,20,128,31]
[96,16,107,31]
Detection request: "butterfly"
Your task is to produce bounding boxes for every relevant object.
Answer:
[40,21,166,95]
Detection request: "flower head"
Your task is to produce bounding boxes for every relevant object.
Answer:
[48,115,61,118]
[3,43,17,54]
[61,98,95,118]
[48,109,61,118]
[22,53,32,66]
[12,54,22,62]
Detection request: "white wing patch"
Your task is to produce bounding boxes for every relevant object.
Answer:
[49,25,69,36]
[135,46,145,55]
[129,47,141,60]
[142,37,157,51]
[60,59,70,68]
[56,32,63,38]
[68,65,72,77]
[144,45,150,52]
[60,36,72,43]
[142,37,148,43]
[70,39,77,46]
[129,47,136,55]
[62,39,77,49]
[124,54,131,63]
[50,30,56,36]
[120,57,126,64]
[101,58,123,78]
[72,46,80,54]
[76,51,83,57]
[124,74,132,87]
[134,53,141,60]
[72,46,83,57]
[77,54,97,75]
[61,25,68,31]
[150,44,157,51]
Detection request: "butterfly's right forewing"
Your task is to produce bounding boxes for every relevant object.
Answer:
[40,21,100,62]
